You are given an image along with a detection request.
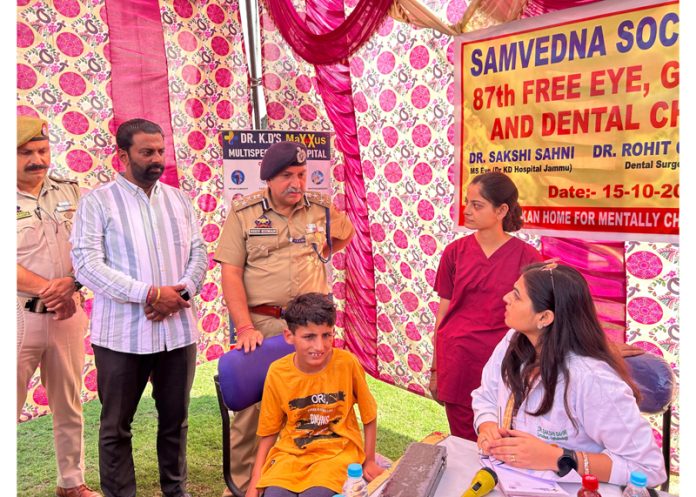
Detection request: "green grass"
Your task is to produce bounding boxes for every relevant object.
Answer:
[17,360,448,497]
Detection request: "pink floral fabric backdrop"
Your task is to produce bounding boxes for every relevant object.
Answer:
[348,0,679,472]
[625,241,680,473]
[17,0,249,420]
[16,0,680,474]
[17,0,114,421]
[159,0,251,362]
[350,0,466,394]
[258,0,351,340]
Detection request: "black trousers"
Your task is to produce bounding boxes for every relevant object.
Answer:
[93,344,196,497]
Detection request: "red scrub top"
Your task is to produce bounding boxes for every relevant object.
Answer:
[434,235,543,405]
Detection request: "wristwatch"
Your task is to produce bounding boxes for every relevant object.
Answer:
[179,289,191,301]
[556,448,578,477]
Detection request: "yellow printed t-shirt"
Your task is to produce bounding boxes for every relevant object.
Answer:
[257,348,377,493]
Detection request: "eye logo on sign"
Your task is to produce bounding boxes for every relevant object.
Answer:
[311,170,324,185]
[230,170,245,185]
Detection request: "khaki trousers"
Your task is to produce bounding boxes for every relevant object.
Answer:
[228,314,287,494]
[17,296,88,488]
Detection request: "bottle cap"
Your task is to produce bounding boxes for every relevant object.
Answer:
[347,463,363,478]
[629,471,648,487]
[582,474,599,491]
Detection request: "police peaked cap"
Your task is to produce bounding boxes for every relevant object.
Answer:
[260,141,308,180]
[17,116,49,148]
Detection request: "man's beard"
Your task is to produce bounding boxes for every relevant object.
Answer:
[131,160,164,184]
[142,164,164,181]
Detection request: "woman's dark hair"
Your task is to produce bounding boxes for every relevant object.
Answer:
[501,262,640,427]
[284,292,336,333]
[470,171,524,232]
[116,118,164,151]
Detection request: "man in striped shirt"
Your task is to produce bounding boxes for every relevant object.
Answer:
[71,119,207,497]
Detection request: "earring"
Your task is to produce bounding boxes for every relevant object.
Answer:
[537,323,544,330]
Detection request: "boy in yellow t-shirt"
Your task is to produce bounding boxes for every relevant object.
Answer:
[246,292,384,497]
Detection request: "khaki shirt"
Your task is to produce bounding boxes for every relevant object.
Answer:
[214,189,353,307]
[17,175,79,298]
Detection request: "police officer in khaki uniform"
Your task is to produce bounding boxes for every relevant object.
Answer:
[16,116,101,497]
[214,141,354,494]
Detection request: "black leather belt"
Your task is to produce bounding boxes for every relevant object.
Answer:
[24,297,51,313]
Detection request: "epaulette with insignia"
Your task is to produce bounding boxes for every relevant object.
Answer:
[304,191,331,207]
[48,174,78,184]
[233,191,265,212]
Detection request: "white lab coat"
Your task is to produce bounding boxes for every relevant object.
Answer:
[472,330,667,487]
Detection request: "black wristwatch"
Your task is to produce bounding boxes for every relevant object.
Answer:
[71,275,83,292]
[179,289,191,301]
[556,448,578,477]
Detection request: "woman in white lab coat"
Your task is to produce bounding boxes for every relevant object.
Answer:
[471,262,666,487]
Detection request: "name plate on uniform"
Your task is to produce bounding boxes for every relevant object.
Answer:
[248,228,278,236]
[56,201,74,212]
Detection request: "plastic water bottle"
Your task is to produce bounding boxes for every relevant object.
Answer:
[342,463,368,497]
[622,471,650,497]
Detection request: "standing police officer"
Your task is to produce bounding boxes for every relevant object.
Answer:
[214,141,354,494]
[16,116,101,497]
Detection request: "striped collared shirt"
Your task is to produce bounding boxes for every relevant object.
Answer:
[71,174,207,354]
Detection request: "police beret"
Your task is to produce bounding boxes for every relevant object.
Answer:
[260,141,307,180]
[17,116,49,148]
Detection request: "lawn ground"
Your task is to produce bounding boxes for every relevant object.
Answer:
[17,359,449,497]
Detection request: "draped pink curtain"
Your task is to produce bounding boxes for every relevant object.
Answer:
[263,0,392,65]
[303,0,378,376]
[540,237,626,342]
[523,0,628,343]
[524,0,601,18]
[105,0,179,187]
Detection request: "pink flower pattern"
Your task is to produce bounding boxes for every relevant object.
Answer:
[627,297,663,325]
[626,251,663,279]
[16,1,679,475]
[17,0,251,421]
[625,242,679,472]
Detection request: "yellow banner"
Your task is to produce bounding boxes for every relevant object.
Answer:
[455,0,679,241]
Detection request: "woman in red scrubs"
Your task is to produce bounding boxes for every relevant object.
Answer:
[430,171,543,440]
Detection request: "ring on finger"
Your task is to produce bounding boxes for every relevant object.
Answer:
[511,454,516,463]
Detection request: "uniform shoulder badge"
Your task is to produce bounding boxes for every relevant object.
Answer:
[48,174,78,184]
[233,191,265,212]
[304,191,331,207]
